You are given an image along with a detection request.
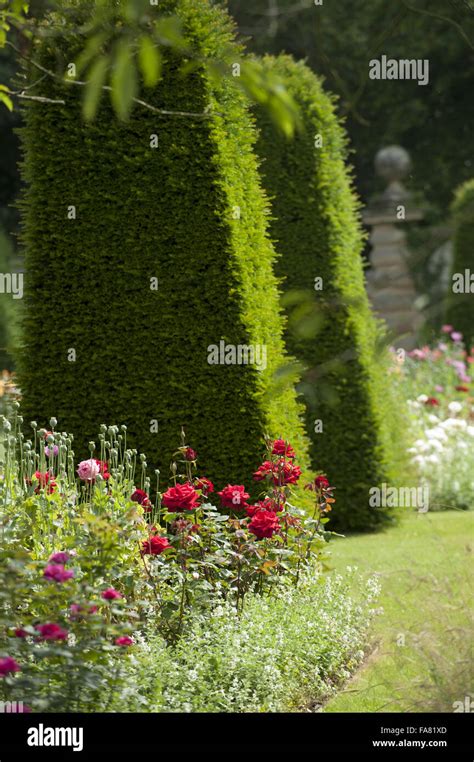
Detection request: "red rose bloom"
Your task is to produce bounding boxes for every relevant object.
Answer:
[195,477,214,496]
[131,488,152,511]
[424,397,440,406]
[253,460,274,482]
[162,483,200,512]
[218,484,250,509]
[253,460,301,485]
[14,628,28,638]
[184,447,197,461]
[315,475,330,490]
[101,588,123,600]
[271,439,296,459]
[141,535,171,556]
[0,656,21,676]
[245,497,281,517]
[115,636,134,647]
[43,564,74,583]
[455,385,469,392]
[35,623,68,641]
[248,510,281,540]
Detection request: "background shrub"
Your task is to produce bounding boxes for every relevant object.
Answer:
[253,55,404,531]
[17,0,310,491]
[446,179,474,351]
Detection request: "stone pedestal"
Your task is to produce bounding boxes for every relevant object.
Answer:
[363,146,424,350]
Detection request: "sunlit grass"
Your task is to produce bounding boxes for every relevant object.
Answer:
[324,510,474,712]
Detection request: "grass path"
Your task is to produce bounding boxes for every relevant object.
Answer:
[324,511,473,712]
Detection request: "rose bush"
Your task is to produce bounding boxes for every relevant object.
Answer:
[0,400,375,712]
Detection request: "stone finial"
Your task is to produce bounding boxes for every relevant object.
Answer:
[364,145,422,224]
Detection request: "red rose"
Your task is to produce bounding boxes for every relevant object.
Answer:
[195,477,214,496]
[455,385,469,392]
[162,483,200,512]
[141,535,171,556]
[424,397,440,406]
[115,636,134,647]
[35,623,68,641]
[253,460,301,485]
[0,656,21,676]
[184,447,197,461]
[101,588,123,600]
[271,439,296,459]
[248,510,281,540]
[218,484,250,509]
[314,475,329,490]
[43,564,74,583]
[131,488,152,511]
[245,497,281,517]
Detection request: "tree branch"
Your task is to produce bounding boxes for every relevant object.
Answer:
[5,40,214,119]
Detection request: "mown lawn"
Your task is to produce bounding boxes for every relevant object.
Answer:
[324,510,474,712]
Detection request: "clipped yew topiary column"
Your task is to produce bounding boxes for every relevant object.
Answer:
[254,55,404,531]
[18,1,311,489]
[446,179,474,350]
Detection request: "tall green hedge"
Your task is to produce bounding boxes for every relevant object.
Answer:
[446,179,474,351]
[254,55,404,531]
[17,1,311,491]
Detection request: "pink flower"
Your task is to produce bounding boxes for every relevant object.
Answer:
[14,628,28,638]
[0,656,21,676]
[441,324,453,334]
[101,588,123,601]
[451,331,463,342]
[76,459,101,482]
[218,484,250,509]
[35,623,68,641]
[48,551,70,565]
[43,564,74,583]
[114,636,134,647]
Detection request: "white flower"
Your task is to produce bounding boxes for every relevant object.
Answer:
[428,414,440,424]
[466,426,474,437]
[417,394,429,403]
[448,401,462,414]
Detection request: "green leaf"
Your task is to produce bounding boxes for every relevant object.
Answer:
[110,42,137,121]
[0,91,13,112]
[138,35,161,88]
[83,55,109,122]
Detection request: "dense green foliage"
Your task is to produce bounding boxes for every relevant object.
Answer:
[230,0,474,222]
[446,179,474,350]
[17,0,310,490]
[254,55,404,531]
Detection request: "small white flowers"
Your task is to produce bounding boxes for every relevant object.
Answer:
[448,401,463,414]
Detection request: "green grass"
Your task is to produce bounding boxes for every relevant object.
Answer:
[324,511,474,712]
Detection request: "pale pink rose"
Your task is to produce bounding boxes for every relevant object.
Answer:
[76,459,100,482]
